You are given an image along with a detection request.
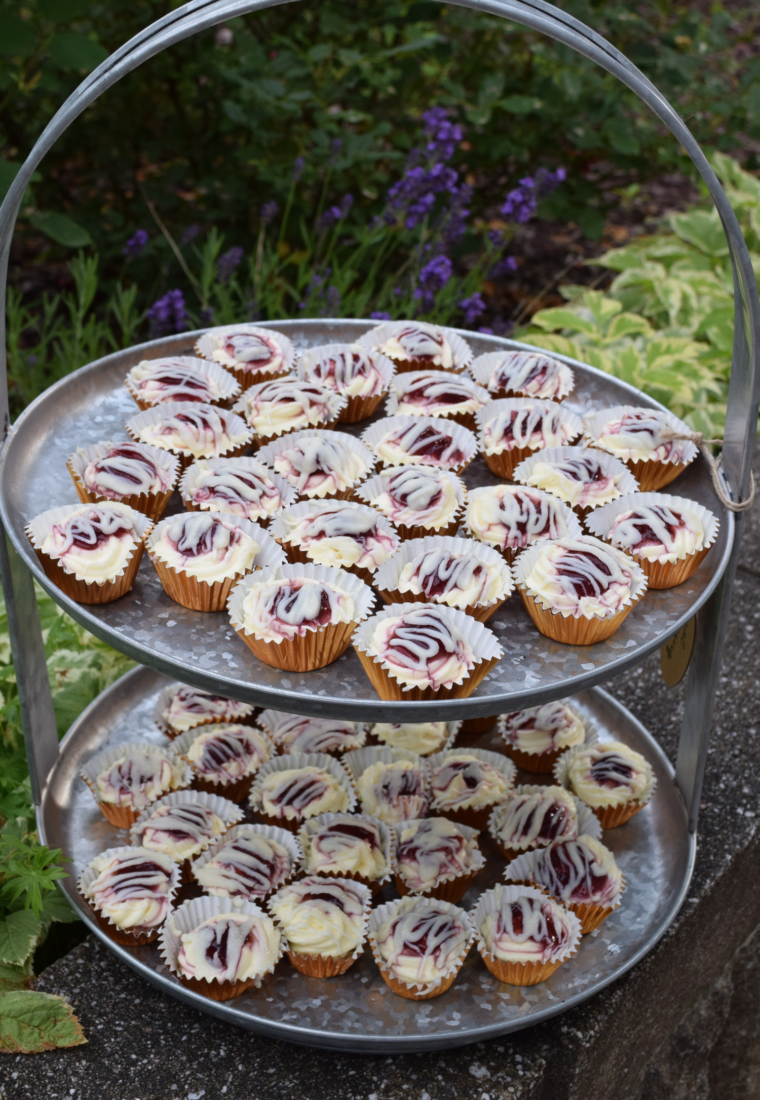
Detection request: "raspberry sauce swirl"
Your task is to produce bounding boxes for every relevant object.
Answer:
[566,741,654,809]
[522,452,620,510]
[256,765,350,823]
[82,443,173,499]
[488,351,573,400]
[520,536,641,619]
[480,890,578,964]
[133,801,227,861]
[370,606,474,691]
[43,505,139,583]
[607,501,704,562]
[372,418,470,470]
[241,576,355,641]
[300,345,387,397]
[429,751,509,812]
[396,548,503,609]
[194,830,294,899]
[184,724,271,784]
[590,408,691,463]
[269,876,367,958]
[303,815,387,880]
[176,910,281,983]
[370,466,459,531]
[483,404,575,454]
[271,435,369,497]
[94,748,181,811]
[151,513,259,581]
[160,685,253,734]
[526,836,622,906]
[491,786,579,852]
[128,358,227,405]
[189,463,282,521]
[380,323,455,369]
[83,848,176,933]
[396,817,479,893]
[356,760,429,825]
[264,714,364,754]
[285,501,398,572]
[201,327,286,376]
[394,371,487,417]
[374,897,470,984]
[242,377,341,437]
[466,485,574,554]
[136,403,249,459]
[500,701,584,756]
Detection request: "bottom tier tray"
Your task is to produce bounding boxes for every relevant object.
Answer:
[39,666,694,1053]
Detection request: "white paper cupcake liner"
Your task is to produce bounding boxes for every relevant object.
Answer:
[256,428,377,497]
[172,723,276,786]
[373,535,514,611]
[504,841,625,912]
[160,894,284,989]
[126,402,253,461]
[512,446,639,507]
[582,405,700,467]
[342,745,429,789]
[267,875,373,964]
[194,325,297,377]
[392,817,485,893]
[191,822,304,897]
[68,440,181,499]
[584,492,720,564]
[126,356,241,408]
[356,322,474,373]
[268,499,400,565]
[462,484,584,550]
[80,740,191,810]
[513,535,648,620]
[147,511,285,587]
[129,789,244,853]
[354,466,467,533]
[297,343,397,397]
[553,741,658,808]
[475,397,583,456]
[427,746,516,812]
[367,895,475,992]
[352,602,503,692]
[370,719,461,756]
[384,370,491,420]
[228,561,376,644]
[78,845,181,932]
[257,710,368,753]
[298,811,394,888]
[178,456,297,519]
[360,415,479,472]
[487,784,602,850]
[472,883,582,966]
[249,751,357,819]
[232,375,347,437]
[468,350,575,400]
[26,502,153,586]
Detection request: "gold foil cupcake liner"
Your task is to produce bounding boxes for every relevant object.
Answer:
[298,811,394,893]
[126,356,241,411]
[553,740,657,826]
[473,884,581,984]
[361,414,478,475]
[249,751,357,833]
[392,817,484,903]
[268,875,372,976]
[356,322,473,374]
[582,405,699,492]
[67,441,180,523]
[256,428,377,500]
[468,349,575,402]
[372,534,513,623]
[191,822,302,901]
[367,895,475,999]
[80,740,191,828]
[179,456,297,524]
[232,376,347,445]
[125,401,254,472]
[78,844,181,945]
[194,325,296,387]
[160,894,284,999]
[297,343,397,425]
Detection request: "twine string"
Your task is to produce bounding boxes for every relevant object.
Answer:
[658,428,755,513]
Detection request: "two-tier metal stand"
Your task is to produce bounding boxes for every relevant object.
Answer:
[0,0,758,1053]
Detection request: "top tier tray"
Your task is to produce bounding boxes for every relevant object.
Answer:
[0,320,733,722]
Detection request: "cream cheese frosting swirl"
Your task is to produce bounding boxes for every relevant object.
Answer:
[300,344,388,397]
[160,685,253,734]
[379,324,455,369]
[83,848,176,932]
[177,910,281,983]
[369,466,460,531]
[524,835,623,907]
[566,741,654,808]
[373,897,470,984]
[264,714,364,754]
[501,701,585,755]
[127,358,231,405]
[184,724,271,785]
[135,403,250,459]
[371,721,449,755]
[491,786,580,852]
[357,760,429,824]
[41,504,140,584]
[132,801,227,861]
[256,766,350,823]
[521,451,624,510]
[392,371,488,418]
[429,751,509,812]
[269,877,367,958]
[480,890,579,964]
[194,830,295,899]
[396,817,479,893]
[82,443,173,499]
[187,461,283,521]
[482,403,576,454]
[151,513,259,582]
[371,418,470,470]
[590,408,691,463]
[486,351,573,400]
[281,501,398,571]
[241,376,342,438]
[201,327,287,377]
[606,501,706,563]
[302,815,388,880]
[466,485,574,554]
[95,748,184,810]
[240,576,355,642]
[271,435,369,497]
[521,536,642,620]
[395,548,505,609]
[368,606,474,691]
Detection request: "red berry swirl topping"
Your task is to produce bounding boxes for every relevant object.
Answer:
[356,760,429,825]
[483,404,576,453]
[396,548,505,610]
[372,418,470,470]
[136,403,249,459]
[492,786,579,852]
[303,815,388,880]
[270,435,369,496]
[184,724,271,785]
[591,408,691,464]
[394,371,486,416]
[467,485,575,553]
[265,714,364,754]
[194,830,294,900]
[395,817,478,893]
[189,463,282,521]
[82,848,176,933]
[41,505,141,584]
[300,345,387,397]
[374,897,471,984]
[380,323,455,369]
[519,535,642,619]
[370,605,474,691]
[240,575,356,641]
[242,377,340,437]
[82,442,173,499]
[480,888,579,964]
[528,836,622,906]
[489,351,573,400]
[151,513,259,581]
[160,685,252,734]
[128,358,226,405]
[606,500,705,562]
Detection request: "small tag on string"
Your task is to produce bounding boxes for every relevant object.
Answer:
[660,617,696,687]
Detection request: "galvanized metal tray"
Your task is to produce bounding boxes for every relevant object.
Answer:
[40,664,693,1051]
[0,321,732,721]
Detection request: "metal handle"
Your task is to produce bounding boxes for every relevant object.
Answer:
[1,0,758,811]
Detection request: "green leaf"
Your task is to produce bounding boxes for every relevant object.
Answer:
[28,212,92,248]
[0,911,41,966]
[606,313,652,340]
[0,991,86,1053]
[578,208,605,241]
[500,95,541,114]
[529,308,598,336]
[0,961,32,993]
[670,211,729,258]
[0,14,37,57]
[39,890,77,925]
[38,0,93,22]
[47,31,108,72]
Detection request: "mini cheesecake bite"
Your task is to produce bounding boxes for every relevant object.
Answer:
[394,816,484,903]
[299,813,390,891]
[499,700,585,773]
[250,753,353,832]
[354,758,430,825]
[68,441,178,522]
[478,399,581,479]
[465,484,582,565]
[358,604,475,696]
[127,402,252,467]
[193,824,300,901]
[130,793,240,868]
[175,723,273,802]
[471,349,574,401]
[79,846,178,946]
[428,749,513,830]
[258,711,365,755]
[259,429,374,499]
[272,499,399,582]
[195,324,294,387]
[557,740,655,828]
[489,784,599,860]
[155,683,255,739]
[387,370,490,428]
[363,415,477,473]
[81,743,188,829]
[236,375,344,442]
[298,343,394,422]
[369,895,473,999]
[268,875,370,976]
[584,406,697,490]
[514,446,636,516]
[474,884,581,985]
[371,721,453,756]
[360,321,470,374]
[358,464,464,539]
[125,356,239,408]
[181,457,291,523]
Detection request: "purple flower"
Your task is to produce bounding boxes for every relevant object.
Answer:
[324,286,341,316]
[421,107,463,162]
[181,224,201,245]
[147,290,188,336]
[260,201,279,227]
[490,255,519,279]
[459,293,486,326]
[293,156,305,181]
[318,194,354,231]
[413,254,452,310]
[329,137,343,163]
[123,229,148,257]
[217,246,244,284]
[381,109,463,232]
[370,310,391,320]
[501,167,566,223]
[200,306,215,327]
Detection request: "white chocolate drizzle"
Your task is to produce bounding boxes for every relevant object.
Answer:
[374,898,469,983]
[466,486,572,552]
[82,443,172,498]
[357,761,429,825]
[177,910,281,983]
[492,786,579,851]
[396,817,477,892]
[185,724,271,783]
[190,464,282,521]
[483,405,574,453]
[430,752,509,812]
[195,832,294,899]
[83,848,175,931]
[521,536,639,619]
[527,835,622,906]
[501,701,584,755]
[273,436,368,496]
[240,577,354,641]
[372,466,458,529]
[373,419,467,469]
[608,502,703,562]
[591,408,691,463]
[370,606,474,691]
[488,351,572,399]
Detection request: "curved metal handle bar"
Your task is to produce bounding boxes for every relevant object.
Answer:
[1,0,757,497]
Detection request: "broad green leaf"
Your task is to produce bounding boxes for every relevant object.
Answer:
[500,95,541,114]
[0,14,37,56]
[670,211,730,258]
[578,208,605,241]
[0,961,32,993]
[591,246,650,273]
[39,890,77,924]
[606,313,652,340]
[528,308,598,336]
[47,31,108,72]
[28,212,92,248]
[0,991,86,1053]
[0,911,41,966]
[583,292,622,328]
